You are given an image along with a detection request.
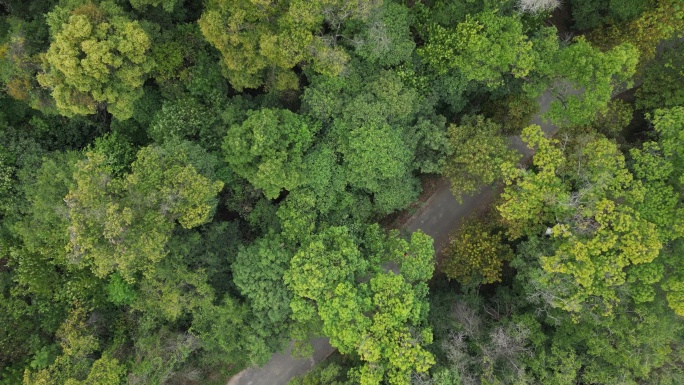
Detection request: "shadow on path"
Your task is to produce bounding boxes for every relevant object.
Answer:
[404,89,560,255]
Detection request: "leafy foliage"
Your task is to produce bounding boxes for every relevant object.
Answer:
[198,0,380,90]
[539,37,638,126]
[66,141,223,281]
[444,115,519,202]
[443,218,513,286]
[588,0,684,68]
[2,0,684,383]
[570,0,650,30]
[636,41,684,111]
[38,2,154,119]
[420,11,535,86]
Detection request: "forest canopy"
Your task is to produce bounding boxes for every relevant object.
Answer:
[0,0,683,384]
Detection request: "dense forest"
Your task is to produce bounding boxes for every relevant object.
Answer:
[0,0,683,384]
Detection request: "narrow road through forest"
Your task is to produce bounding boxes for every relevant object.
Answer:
[226,89,561,385]
[405,90,559,253]
[225,28,684,384]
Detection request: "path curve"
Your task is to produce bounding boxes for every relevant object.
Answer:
[226,35,682,384]
[404,89,559,253]
[226,88,561,385]
[226,338,335,385]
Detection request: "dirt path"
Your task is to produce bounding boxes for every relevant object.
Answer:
[225,88,562,385]
[404,89,559,254]
[225,338,334,385]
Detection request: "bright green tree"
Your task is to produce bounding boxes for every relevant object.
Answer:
[223,108,319,199]
[287,228,435,385]
[419,10,535,86]
[343,122,412,193]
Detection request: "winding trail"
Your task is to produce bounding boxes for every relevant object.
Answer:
[226,88,561,385]
[224,32,684,384]
[405,89,559,253]
[226,338,334,385]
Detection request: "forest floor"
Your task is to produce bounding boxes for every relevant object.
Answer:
[224,89,561,385]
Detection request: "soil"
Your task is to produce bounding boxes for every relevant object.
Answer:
[378,173,447,230]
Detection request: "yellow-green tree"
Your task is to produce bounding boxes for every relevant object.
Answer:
[37,2,154,119]
[443,115,519,203]
[65,141,223,282]
[443,219,513,286]
[498,126,666,317]
[286,228,436,385]
[198,0,380,91]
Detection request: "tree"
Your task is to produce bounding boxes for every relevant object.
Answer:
[443,218,513,286]
[443,115,519,202]
[232,233,294,364]
[352,1,415,67]
[343,122,413,192]
[637,107,684,315]
[517,0,561,13]
[499,126,665,317]
[498,125,569,239]
[223,108,319,199]
[0,19,55,112]
[537,37,638,126]
[636,41,684,111]
[285,227,435,384]
[353,272,435,385]
[37,2,154,119]
[65,141,223,281]
[300,69,436,214]
[286,226,367,308]
[23,307,126,385]
[543,299,683,384]
[419,11,535,86]
[570,0,650,30]
[483,94,540,135]
[147,96,221,146]
[129,0,180,12]
[588,0,684,68]
[198,0,380,90]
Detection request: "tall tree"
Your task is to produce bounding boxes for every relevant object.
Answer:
[37,2,154,119]
[419,10,535,87]
[286,227,435,385]
[65,141,223,281]
[499,126,666,317]
[223,108,319,199]
[198,0,380,91]
[535,37,638,126]
[443,115,519,202]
